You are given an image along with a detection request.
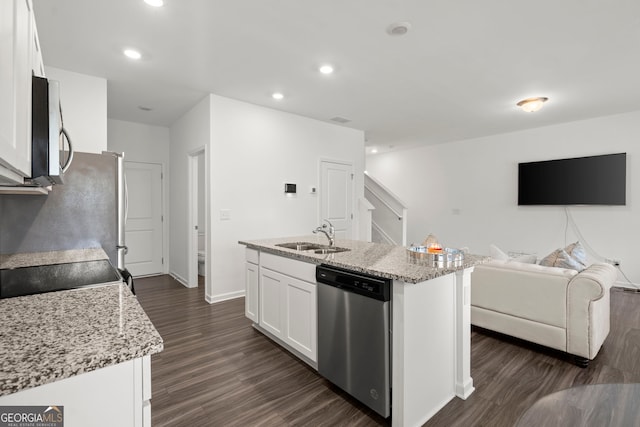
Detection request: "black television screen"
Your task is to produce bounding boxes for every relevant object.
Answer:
[518,153,626,205]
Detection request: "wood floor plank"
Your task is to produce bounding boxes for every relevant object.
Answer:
[134,276,640,426]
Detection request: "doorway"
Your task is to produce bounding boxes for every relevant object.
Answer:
[319,159,354,239]
[124,161,164,277]
[188,148,207,288]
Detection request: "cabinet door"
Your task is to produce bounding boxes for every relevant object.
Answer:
[284,277,317,361]
[0,358,145,427]
[0,0,18,181]
[0,0,32,182]
[245,261,259,322]
[31,11,44,77]
[259,267,285,338]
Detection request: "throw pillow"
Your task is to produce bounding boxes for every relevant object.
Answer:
[565,241,587,268]
[539,248,585,271]
[489,244,509,261]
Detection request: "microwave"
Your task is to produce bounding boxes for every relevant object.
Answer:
[31,75,73,186]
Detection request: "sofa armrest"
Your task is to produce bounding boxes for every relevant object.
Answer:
[566,263,617,359]
[471,261,577,328]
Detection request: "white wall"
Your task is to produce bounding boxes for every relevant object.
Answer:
[197,153,205,233]
[169,94,365,302]
[107,119,170,164]
[107,119,171,274]
[207,94,365,302]
[169,96,210,285]
[366,111,640,286]
[44,67,107,154]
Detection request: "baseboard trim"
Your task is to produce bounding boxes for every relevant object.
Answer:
[205,289,245,304]
[169,271,190,288]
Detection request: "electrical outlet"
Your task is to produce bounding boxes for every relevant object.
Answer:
[605,258,621,267]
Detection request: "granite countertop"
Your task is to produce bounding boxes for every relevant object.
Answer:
[0,248,109,270]
[0,283,163,397]
[239,235,490,284]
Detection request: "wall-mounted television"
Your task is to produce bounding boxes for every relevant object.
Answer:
[518,153,626,206]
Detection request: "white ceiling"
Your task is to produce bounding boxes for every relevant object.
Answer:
[33,0,640,152]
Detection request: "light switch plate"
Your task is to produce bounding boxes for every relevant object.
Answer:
[220,209,231,220]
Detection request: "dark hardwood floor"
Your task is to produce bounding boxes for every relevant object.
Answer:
[135,276,640,426]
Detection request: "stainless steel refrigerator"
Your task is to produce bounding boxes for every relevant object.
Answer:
[0,151,128,270]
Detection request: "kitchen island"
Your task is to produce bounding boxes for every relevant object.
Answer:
[239,236,489,427]
[0,249,163,427]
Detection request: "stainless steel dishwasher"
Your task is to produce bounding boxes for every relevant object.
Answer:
[316,264,392,418]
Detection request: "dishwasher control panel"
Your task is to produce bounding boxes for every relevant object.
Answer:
[316,265,391,301]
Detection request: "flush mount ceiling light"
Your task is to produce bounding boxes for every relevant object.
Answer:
[319,64,334,75]
[123,49,142,60]
[517,97,549,112]
[144,0,164,6]
[272,92,284,100]
[371,148,378,154]
[387,21,412,36]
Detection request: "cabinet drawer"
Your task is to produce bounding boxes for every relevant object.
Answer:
[261,252,316,283]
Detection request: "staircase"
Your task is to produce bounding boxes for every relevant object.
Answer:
[364,173,408,246]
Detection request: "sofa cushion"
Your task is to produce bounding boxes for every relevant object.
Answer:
[490,244,537,264]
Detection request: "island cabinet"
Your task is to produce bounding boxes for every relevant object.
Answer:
[244,248,259,322]
[0,356,153,427]
[246,250,317,365]
[240,236,486,426]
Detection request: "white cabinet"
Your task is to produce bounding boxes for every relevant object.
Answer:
[0,356,153,427]
[0,0,42,184]
[255,252,317,363]
[283,275,316,360]
[245,248,259,323]
[31,10,45,78]
[259,267,286,336]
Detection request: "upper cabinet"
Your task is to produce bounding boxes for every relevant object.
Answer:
[31,10,45,78]
[0,0,43,185]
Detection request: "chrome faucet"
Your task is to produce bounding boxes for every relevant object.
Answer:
[313,219,335,246]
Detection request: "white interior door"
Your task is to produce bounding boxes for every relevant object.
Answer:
[125,161,163,277]
[320,160,353,239]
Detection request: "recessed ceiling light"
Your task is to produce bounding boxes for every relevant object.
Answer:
[124,49,142,60]
[144,0,164,6]
[517,97,549,112]
[272,92,284,100]
[387,22,412,36]
[319,64,334,75]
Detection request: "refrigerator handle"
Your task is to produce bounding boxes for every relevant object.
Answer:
[124,173,129,224]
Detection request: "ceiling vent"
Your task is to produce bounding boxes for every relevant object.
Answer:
[330,116,351,124]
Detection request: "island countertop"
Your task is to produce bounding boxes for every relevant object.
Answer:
[239,235,490,284]
[0,283,163,397]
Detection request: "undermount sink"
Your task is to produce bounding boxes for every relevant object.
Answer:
[276,242,323,251]
[275,242,350,254]
[312,247,349,254]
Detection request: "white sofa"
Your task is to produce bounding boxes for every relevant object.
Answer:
[471,260,617,365]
